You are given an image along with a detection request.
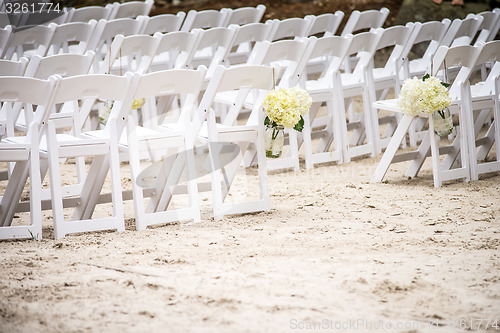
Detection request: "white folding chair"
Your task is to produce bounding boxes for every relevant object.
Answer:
[194,65,274,220]
[149,30,201,72]
[187,26,238,79]
[43,72,136,239]
[125,67,207,230]
[293,35,353,169]
[180,9,229,32]
[12,51,95,135]
[440,16,484,48]
[267,17,312,41]
[305,11,344,37]
[401,19,452,80]
[97,33,159,75]
[400,19,452,147]
[216,38,310,172]
[45,20,97,55]
[2,24,56,60]
[223,5,266,26]
[68,4,116,23]
[369,23,415,153]
[0,76,58,240]
[111,0,154,19]
[139,11,185,35]
[88,17,145,72]
[336,30,382,163]
[340,7,389,37]
[0,57,28,76]
[371,44,482,187]
[96,33,160,129]
[468,11,500,45]
[463,41,500,180]
[224,21,273,66]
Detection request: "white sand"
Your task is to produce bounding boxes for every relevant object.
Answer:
[1,151,499,332]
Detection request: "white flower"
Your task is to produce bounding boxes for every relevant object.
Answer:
[262,86,311,129]
[398,75,451,116]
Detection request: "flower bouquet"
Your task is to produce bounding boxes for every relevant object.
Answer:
[261,86,312,158]
[398,74,453,136]
[99,98,146,125]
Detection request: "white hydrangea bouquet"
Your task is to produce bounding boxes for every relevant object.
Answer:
[99,98,146,125]
[261,86,312,158]
[398,74,453,136]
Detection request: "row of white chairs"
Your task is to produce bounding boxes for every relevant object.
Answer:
[0,64,275,241]
[0,6,391,61]
[1,9,498,172]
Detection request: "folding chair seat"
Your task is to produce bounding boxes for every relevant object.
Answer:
[224,21,273,66]
[462,41,500,180]
[267,17,312,41]
[123,67,207,230]
[111,0,154,19]
[193,65,274,220]
[223,4,266,26]
[42,72,136,239]
[45,20,97,55]
[371,44,482,187]
[180,9,229,32]
[68,4,116,23]
[1,24,56,60]
[214,38,310,172]
[304,11,344,37]
[139,12,185,35]
[87,17,145,72]
[0,76,58,240]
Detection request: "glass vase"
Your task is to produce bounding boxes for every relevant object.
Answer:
[264,124,285,158]
[432,108,453,137]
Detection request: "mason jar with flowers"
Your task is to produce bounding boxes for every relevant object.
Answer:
[261,86,312,158]
[398,74,453,136]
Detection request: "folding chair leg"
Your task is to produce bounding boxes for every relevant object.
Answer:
[371,115,413,182]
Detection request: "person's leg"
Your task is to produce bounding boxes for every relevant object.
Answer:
[451,0,464,5]
[432,0,443,4]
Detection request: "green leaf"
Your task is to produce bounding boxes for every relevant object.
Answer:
[441,82,450,88]
[293,116,305,132]
[422,73,430,81]
[264,116,271,125]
